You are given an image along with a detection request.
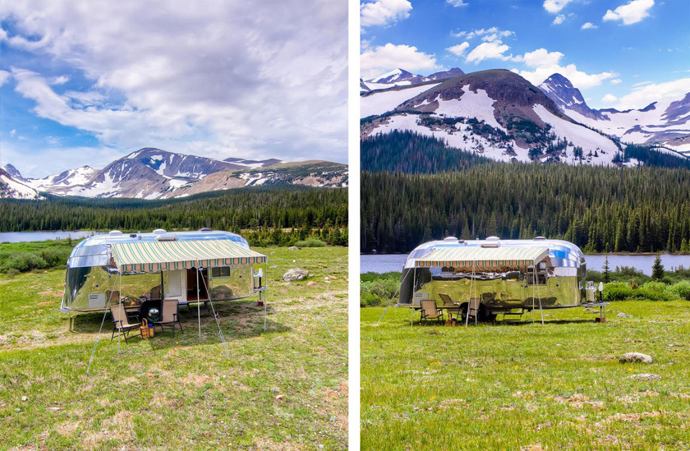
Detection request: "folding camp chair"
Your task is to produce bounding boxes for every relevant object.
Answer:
[110,303,139,343]
[419,299,444,324]
[439,293,460,322]
[154,299,183,336]
[465,297,480,326]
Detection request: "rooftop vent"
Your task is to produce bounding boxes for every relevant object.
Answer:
[108,230,123,236]
[486,236,500,241]
[535,236,546,240]
[156,233,177,241]
[199,227,212,232]
[443,236,458,241]
[481,241,500,248]
[152,228,167,235]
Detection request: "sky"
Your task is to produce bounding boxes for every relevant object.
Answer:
[0,1,347,178]
[361,0,690,111]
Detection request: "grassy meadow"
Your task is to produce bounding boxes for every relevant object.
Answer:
[361,302,690,449]
[0,245,348,449]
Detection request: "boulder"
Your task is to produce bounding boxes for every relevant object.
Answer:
[628,373,661,381]
[617,312,631,318]
[619,352,653,364]
[288,246,299,251]
[283,268,309,281]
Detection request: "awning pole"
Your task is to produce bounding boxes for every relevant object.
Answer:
[263,261,268,332]
[197,266,201,338]
[86,271,119,375]
[199,266,229,357]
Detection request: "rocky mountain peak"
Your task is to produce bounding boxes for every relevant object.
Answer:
[539,73,605,120]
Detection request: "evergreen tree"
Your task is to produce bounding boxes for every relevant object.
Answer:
[652,254,665,280]
[603,255,610,283]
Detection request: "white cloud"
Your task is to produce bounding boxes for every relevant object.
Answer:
[361,0,412,28]
[50,75,69,85]
[552,14,566,25]
[603,0,654,25]
[602,94,618,104]
[610,78,622,85]
[452,27,514,42]
[543,0,573,14]
[514,48,616,89]
[447,42,470,57]
[581,22,597,30]
[0,70,10,86]
[466,41,519,64]
[447,0,469,7]
[613,77,690,110]
[0,1,347,164]
[521,48,564,67]
[361,43,438,79]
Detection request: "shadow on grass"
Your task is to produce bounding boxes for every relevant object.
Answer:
[70,299,290,348]
[402,318,598,328]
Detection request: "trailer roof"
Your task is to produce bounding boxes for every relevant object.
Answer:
[111,239,266,273]
[413,245,549,272]
[67,230,251,269]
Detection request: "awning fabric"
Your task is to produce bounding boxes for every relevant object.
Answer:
[111,239,266,273]
[414,246,549,272]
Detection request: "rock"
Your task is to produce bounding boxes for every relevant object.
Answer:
[21,396,28,402]
[282,268,309,281]
[619,352,653,364]
[628,373,661,381]
[307,281,317,287]
[288,246,299,251]
[617,312,631,318]
[275,394,285,401]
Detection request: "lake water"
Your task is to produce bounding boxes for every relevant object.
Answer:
[361,253,690,276]
[0,231,96,243]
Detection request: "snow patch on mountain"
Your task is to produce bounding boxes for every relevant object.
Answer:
[0,168,39,199]
[433,86,504,131]
[361,83,441,118]
[533,104,618,164]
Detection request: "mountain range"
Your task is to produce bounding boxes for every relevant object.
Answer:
[360,67,465,93]
[361,68,690,165]
[1,148,347,200]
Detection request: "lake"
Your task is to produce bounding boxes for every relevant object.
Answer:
[361,253,690,276]
[0,231,96,243]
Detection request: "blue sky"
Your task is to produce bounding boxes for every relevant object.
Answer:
[0,2,347,177]
[361,0,690,110]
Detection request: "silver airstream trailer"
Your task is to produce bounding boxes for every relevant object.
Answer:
[61,229,267,313]
[399,237,588,321]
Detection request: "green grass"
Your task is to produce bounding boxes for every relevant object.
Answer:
[0,246,347,449]
[361,302,690,449]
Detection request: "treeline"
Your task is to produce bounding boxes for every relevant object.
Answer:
[0,187,348,246]
[362,130,490,173]
[361,167,690,254]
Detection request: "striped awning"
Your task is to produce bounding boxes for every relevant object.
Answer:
[111,239,266,273]
[414,246,549,272]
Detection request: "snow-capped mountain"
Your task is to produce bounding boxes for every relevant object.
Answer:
[423,67,465,82]
[0,167,39,199]
[368,68,420,85]
[539,73,605,120]
[362,67,465,92]
[2,164,26,181]
[540,73,690,155]
[223,157,282,168]
[28,166,98,191]
[361,69,625,165]
[3,148,347,200]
